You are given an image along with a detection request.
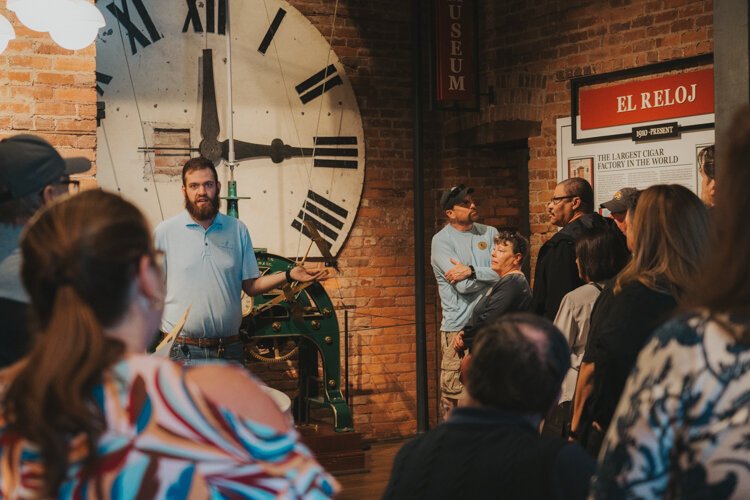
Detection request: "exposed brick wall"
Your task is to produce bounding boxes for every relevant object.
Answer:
[0,6,97,184]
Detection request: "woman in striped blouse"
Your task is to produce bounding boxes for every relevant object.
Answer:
[0,190,337,499]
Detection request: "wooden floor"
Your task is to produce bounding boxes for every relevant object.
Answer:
[335,440,404,499]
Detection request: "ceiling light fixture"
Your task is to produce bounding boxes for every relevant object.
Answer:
[6,0,104,51]
[0,13,15,54]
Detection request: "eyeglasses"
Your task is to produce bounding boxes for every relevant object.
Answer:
[549,195,578,204]
[453,197,476,208]
[41,178,80,198]
[58,179,80,195]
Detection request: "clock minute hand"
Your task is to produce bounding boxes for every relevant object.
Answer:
[199,49,222,163]
[221,138,315,163]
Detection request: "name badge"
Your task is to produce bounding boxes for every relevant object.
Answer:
[477,241,488,250]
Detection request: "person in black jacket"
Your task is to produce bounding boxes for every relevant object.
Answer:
[532,178,617,321]
[384,313,594,500]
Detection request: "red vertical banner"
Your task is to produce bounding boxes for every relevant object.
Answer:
[434,0,477,107]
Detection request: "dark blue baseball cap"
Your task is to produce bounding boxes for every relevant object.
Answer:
[0,134,90,203]
[440,184,474,211]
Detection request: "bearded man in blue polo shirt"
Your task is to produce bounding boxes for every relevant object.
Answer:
[155,157,322,364]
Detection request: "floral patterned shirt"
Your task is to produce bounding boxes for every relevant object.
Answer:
[591,313,750,499]
[0,355,338,498]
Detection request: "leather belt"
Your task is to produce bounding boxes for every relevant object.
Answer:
[177,334,242,348]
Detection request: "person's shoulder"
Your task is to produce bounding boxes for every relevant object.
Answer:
[215,213,251,237]
[472,223,496,236]
[120,356,290,433]
[432,224,452,239]
[215,211,239,228]
[431,225,455,248]
[546,228,575,247]
[393,426,443,463]
[561,212,606,238]
[105,355,184,400]
[567,282,601,303]
[155,211,188,234]
[619,280,672,302]
[650,312,707,351]
[185,362,288,433]
[616,280,649,297]
[504,272,530,289]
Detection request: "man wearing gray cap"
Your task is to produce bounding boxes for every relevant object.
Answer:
[431,184,499,420]
[0,134,89,367]
[600,187,639,237]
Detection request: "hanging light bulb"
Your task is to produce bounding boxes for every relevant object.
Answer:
[7,0,82,34]
[0,14,16,54]
[7,0,70,32]
[48,0,105,51]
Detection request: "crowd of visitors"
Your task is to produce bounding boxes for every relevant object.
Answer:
[0,97,747,498]
[419,103,746,499]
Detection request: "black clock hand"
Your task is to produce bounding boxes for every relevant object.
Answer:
[199,49,222,163]
[221,138,314,163]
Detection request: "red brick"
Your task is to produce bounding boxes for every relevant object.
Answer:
[56,119,96,133]
[35,102,77,116]
[37,72,76,85]
[7,71,32,84]
[54,88,96,103]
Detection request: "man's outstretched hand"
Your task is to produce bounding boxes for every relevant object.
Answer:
[289,265,329,283]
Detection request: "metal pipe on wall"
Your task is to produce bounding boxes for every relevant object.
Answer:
[413,0,429,433]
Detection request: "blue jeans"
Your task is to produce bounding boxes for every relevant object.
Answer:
[169,339,246,366]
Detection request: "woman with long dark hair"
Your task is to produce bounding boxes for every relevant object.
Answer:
[0,190,337,498]
[591,108,750,497]
[576,183,710,456]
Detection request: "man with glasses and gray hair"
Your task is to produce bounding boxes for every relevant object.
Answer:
[532,178,614,321]
[431,185,499,420]
[0,134,88,367]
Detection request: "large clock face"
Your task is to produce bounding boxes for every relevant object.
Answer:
[95,0,365,258]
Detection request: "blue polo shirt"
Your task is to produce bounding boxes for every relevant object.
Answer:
[154,211,260,338]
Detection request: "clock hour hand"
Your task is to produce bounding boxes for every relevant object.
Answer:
[199,49,222,163]
[221,138,314,163]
